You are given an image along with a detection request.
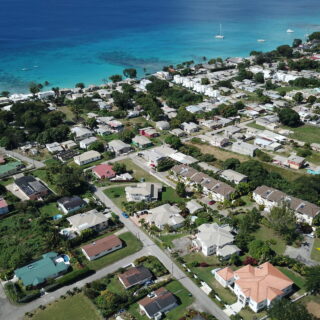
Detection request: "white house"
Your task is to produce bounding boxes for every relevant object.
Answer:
[125,183,162,202]
[79,137,98,149]
[74,150,101,166]
[71,127,93,141]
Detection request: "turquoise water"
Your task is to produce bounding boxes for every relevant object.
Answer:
[1,0,320,92]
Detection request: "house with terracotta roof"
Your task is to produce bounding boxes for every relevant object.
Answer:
[118,266,153,289]
[214,262,293,313]
[92,164,116,179]
[138,287,178,319]
[81,234,122,261]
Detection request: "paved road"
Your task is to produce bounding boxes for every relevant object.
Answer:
[94,187,230,320]
[0,148,45,169]
[0,249,148,320]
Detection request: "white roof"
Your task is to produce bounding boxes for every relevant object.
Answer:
[147,204,184,227]
[186,200,203,214]
[67,209,108,230]
[197,223,234,248]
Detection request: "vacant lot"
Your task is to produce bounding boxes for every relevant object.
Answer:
[104,186,127,209]
[311,238,320,262]
[30,293,102,320]
[287,125,320,144]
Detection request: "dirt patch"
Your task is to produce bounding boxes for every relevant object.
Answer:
[187,142,249,162]
[172,236,192,256]
[306,301,320,318]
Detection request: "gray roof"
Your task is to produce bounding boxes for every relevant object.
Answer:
[67,209,108,231]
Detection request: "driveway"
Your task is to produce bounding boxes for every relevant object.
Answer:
[285,236,319,266]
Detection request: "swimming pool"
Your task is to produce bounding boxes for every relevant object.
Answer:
[52,214,63,220]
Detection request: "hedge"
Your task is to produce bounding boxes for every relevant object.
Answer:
[18,291,41,303]
[56,268,95,286]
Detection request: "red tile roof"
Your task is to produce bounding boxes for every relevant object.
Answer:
[0,199,8,209]
[92,164,116,179]
[81,235,122,258]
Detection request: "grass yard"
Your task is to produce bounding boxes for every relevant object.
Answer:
[306,151,320,165]
[262,162,306,182]
[158,233,189,248]
[301,295,320,319]
[253,225,287,255]
[39,202,60,217]
[30,293,102,320]
[277,267,306,292]
[59,106,75,122]
[286,125,320,144]
[104,186,127,209]
[128,280,193,320]
[246,122,266,130]
[83,232,142,271]
[161,186,185,203]
[0,177,13,186]
[311,238,320,262]
[117,159,160,183]
[31,169,58,193]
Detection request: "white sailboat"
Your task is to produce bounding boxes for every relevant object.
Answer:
[287,29,294,33]
[257,39,266,42]
[215,24,224,39]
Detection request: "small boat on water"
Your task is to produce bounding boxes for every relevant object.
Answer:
[257,39,266,42]
[287,29,294,33]
[215,24,224,39]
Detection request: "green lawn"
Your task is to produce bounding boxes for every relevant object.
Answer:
[253,225,287,255]
[31,169,58,193]
[30,293,102,320]
[277,267,306,292]
[39,202,60,217]
[286,125,320,144]
[128,280,193,320]
[83,232,142,271]
[117,159,160,183]
[161,186,185,203]
[104,186,127,209]
[311,238,320,262]
[0,178,13,186]
[158,233,189,248]
[246,122,266,130]
[262,162,307,182]
[306,151,320,165]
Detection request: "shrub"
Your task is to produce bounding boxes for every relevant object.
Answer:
[56,268,94,287]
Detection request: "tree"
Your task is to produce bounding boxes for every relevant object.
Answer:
[86,118,97,129]
[146,79,169,96]
[248,240,275,262]
[118,129,134,143]
[157,158,175,172]
[176,182,186,197]
[254,72,265,84]
[267,206,298,243]
[123,68,137,78]
[88,141,105,153]
[113,163,126,174]
[268,299,315,320]
[308,32,320,41]
[164,135,182,149]
[109,75,123,83]
[292,38,302,48]
[201,78,210,85]
[1,91,10,97]
[29,82,41,95]
[223,158,240,170]
[307,95,316,104]
[293,92,304,104]
[75,82,85,89]
[305,265,320,294]
[278,108,301,127]
[276,45,293,58]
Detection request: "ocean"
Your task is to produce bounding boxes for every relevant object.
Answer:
[1,0,320,93]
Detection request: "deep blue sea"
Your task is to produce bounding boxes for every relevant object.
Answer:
[1,0,320,93]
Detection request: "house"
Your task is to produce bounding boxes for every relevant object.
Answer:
[107,120,124,132]
[147,203,185,230]
[220,170,248,185]
[182,122,199,134]
[132,135,152,149]
[139,127,159,138]
[125,183,162,202]
[169,152,198,165]
[214,262,293,313]
[14,252,70,287]
[287,155,306,169]
[79,137,98,149]
[57,196,87,214]
[81,234,122,261]
[118,266,153,289]
[92,164,116,179]
[61,140,77,150]
[46,142,63,154]
[138,287,178,319]
[224,126,241,138]
[67,209,109,235]
[186,200,203,214]
[96,125,111,136]
[232,141,257,157]
[56,149,79,163]
[207,135,229,148]
[108,140,132,156]
[14,176,49,200]
[198,162,221,174]
[71,127,93,141]
[194,223,240,259]
[74,150,101,166]
[155,121,170,130]
[253,185,320,225]
[0,161,24,178]
[0,198,9,215]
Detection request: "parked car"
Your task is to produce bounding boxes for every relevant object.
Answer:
[208,200,216,205]
[121,212,129,218]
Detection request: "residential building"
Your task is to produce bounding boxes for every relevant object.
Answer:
[14,252,70,287]
[108,140,132,156]
[182,122,199,134]
[253,185,320,225]
[147,203,185,230]
[186,200,203,214]
[118,266,153,289]
[207,135,229,147]
[92,164,116,179]
[138,287,178,319]
[125,183,162,202]
[132,135,152,149]
[287,155,306,169]
[74,150,101,166]
[14,176,49,200]
[61,140,77,150]
[79,137,98,149]
[0,198,9,215]
[231,141,257,157]
[107,120,124,132]
[56,149,79,163]
[0,161,24,178]
[45,142,63,154]
[170,128,186,137]
[67,209,109,234]
[155,121,170,130]
[220,170,248,185]
[81,235,122,261]
[139,127,159,138]
[214,262,293,313]
[57,196,87,214]
[71,126,93,141]
[194,223,240,259]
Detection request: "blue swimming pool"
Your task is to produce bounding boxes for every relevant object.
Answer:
[52,214,63,220]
